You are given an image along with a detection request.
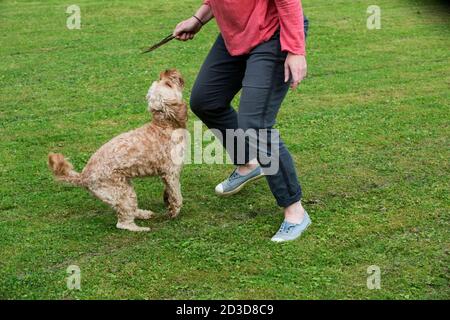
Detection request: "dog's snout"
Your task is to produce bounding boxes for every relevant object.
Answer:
[159,69,183,87]
[160,69,173,80]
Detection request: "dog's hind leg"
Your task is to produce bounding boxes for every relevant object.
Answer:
[90,179,151,232]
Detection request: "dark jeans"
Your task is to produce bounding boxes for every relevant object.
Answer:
[190,23,308,208]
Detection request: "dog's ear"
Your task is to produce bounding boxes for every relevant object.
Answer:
[173,102,187,126]
[172,70,185,88]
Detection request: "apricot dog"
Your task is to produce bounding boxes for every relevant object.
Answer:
[48,69,187,232]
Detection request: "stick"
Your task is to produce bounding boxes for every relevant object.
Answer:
[142,34,175,53]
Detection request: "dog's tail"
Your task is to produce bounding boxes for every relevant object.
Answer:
[48,153,85,187]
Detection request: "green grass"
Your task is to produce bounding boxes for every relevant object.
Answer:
[0,0,449,299]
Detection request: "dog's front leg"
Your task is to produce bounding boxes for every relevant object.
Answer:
[162,173,182,218]
[163,187,169,206]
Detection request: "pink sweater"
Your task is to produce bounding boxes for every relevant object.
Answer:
[203,0,305,56]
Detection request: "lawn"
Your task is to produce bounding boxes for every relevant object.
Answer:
[0,0,449,299]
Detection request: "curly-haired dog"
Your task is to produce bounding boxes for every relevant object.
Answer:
[48,69,187,232]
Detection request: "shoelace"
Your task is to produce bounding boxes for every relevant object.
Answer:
[278,222,296,234]
[228,170,241,182]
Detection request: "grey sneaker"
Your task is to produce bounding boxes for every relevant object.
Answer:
[271,211,311,242]
[215,166,264,196]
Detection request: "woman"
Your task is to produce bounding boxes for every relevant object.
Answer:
[173,0,310,242]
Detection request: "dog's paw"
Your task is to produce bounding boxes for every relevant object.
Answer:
[116,222,151,232]
[168,211,180,219]
[134,209,155,220]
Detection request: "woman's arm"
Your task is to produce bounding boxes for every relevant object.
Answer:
[274,0,307,90]
[173,4,214,41]
[274,0,306,55]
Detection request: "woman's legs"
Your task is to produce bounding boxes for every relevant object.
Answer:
[238,32,305,222]
[191,32,306,225]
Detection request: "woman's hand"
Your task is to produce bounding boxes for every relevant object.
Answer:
[284,53,307,90]
[173,17,202,41]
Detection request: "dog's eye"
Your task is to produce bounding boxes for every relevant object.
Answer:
[165,81,173,88]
